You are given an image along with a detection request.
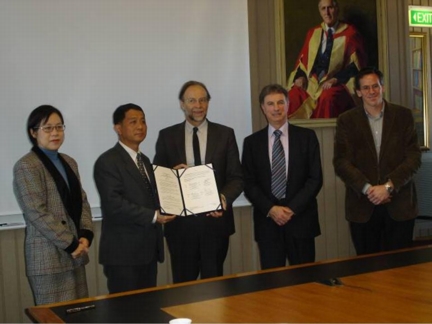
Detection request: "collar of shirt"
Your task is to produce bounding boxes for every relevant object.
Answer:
[364,101,385,120]
[185,119,208,166]
[268,121,289,140]
[321,23,338,54]
[185,119,208,133]
[325,21,339,33]
[118,140,157,224]
[268,122,289,175]
[118,140,140,165]
[364,102,385,158]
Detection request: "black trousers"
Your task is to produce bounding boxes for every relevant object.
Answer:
[166,216,229,284]
[257,228,316,270]
[350,205,415,255]
[103,260,157,294]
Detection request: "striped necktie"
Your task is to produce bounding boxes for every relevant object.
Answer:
[271,130,286,199]
[137,153,156,199]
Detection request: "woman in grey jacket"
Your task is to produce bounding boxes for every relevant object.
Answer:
[13,105,93,305]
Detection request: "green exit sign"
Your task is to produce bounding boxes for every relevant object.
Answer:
[409,6,432,27]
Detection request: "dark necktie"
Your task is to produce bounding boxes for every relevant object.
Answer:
[318,28,334,80]
[137,153,156,199]
[193,127,201,166]
[324,28,334,54]
[271,130,286,199]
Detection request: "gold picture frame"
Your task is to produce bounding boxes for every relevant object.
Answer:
[409,32,430,151]
[274,0,386,128]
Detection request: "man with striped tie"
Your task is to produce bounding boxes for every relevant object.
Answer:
[242,84,323,269]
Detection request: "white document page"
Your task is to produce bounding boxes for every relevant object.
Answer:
[153,164,221,216]
[179,164,221,216]
[153,166,184,216]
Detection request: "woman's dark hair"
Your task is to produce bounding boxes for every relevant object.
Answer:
[27,105,64,146]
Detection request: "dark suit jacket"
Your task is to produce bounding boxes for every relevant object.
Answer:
[153,120,243,237]
[94,143,163,266]
[242,124,322,241]
[333,100,422,223]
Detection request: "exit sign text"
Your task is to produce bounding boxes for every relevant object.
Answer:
[409,6,432,27]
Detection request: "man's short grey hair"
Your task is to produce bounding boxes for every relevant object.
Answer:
[318,0,339,8]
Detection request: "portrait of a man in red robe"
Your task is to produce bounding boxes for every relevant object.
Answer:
[284,0,378,120]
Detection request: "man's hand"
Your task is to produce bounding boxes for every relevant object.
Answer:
[294,76,308,89]
[79,237,89,248]
[156,210,176,224]
[321,77,337,90]
[220,194,227,211]
[207,210,223,218]
[71,242,89,259]
[268,206,294,226]
[173,163,188,170]
[366,185,391,205]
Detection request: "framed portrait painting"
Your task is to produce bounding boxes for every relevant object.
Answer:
[279,0,379,127]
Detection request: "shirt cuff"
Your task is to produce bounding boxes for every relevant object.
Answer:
[362,183,371,195]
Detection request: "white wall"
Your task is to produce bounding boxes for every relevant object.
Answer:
[0,0,251,216]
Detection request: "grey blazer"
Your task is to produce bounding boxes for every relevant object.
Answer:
[13,151,93,277]
[94,143,163,266]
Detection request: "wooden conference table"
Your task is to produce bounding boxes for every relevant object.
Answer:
[26,246,432,323]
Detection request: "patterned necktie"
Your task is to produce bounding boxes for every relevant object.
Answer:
[136,153,156,199]
[318,28,334,80]
[271,130,286,199]
[193,127,201,166]
[324,28,334,54]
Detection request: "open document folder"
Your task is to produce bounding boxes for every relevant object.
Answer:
[153,163,222,216]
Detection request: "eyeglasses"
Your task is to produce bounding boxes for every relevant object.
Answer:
[359,84,381,92]
[34,124,66,133]
[184,97,209,105]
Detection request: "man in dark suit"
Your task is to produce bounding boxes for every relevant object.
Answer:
[242,84,323,269]
[153,81,243,283]
[333,67,421,255]
[94,103,175,293]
